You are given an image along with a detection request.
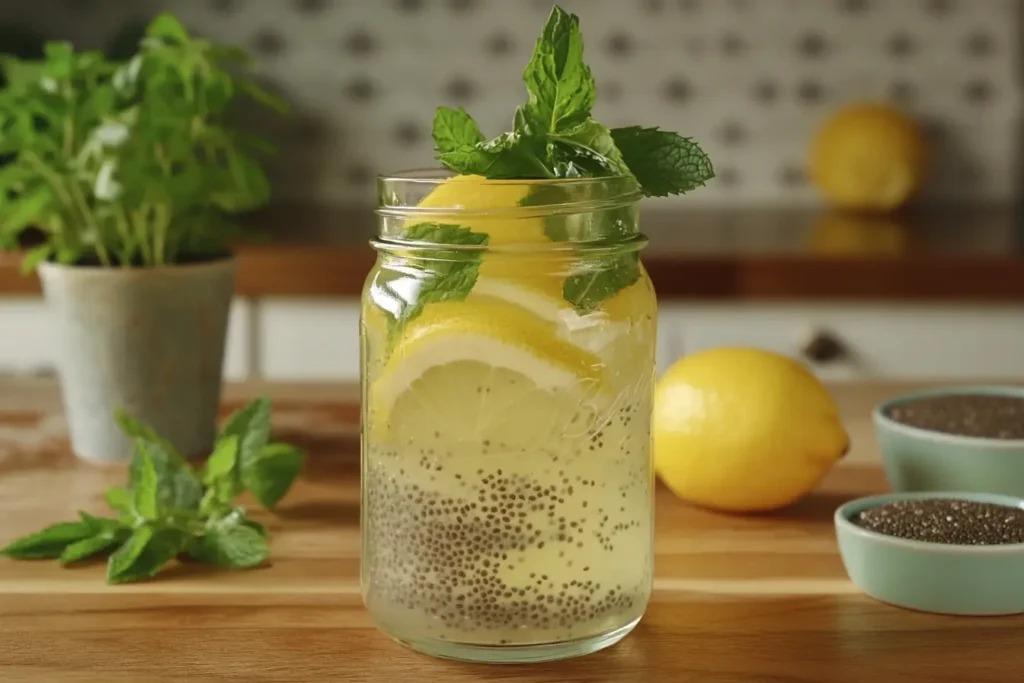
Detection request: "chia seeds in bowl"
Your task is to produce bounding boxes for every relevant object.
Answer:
[885,393,1024,440]
[834,492,1024,615]
[852,498,1024,545]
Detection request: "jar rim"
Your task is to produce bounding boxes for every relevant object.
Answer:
[376,167,643,217]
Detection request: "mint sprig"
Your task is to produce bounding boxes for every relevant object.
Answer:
[432,6,714,197]
[429,5,713,313]
[0,398,306,584]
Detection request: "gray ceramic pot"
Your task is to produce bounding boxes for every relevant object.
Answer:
[38,258,236,464]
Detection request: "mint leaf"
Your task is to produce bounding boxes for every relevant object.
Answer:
[1,521,92,559]
[121,413,204,511]
[116,411,169,446]
[60,529,128,565]
[436,130,552,179]
[242,443,305,510]
[432,106,485,153]
[563,252,640,314]
[610,126,715,197]
[219,398,272,491]
[107,525,188,584]
[190,522,269,569]
[134,445,160,520]
[242,519,268,538]
[105,487,133,515]
[203,435,241,504]
[79,511,122,535]
[550,118,631,177]
[521,6,594,135]
[391,223,488,335]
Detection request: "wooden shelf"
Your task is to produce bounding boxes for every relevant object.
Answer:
[3,205,1023,301]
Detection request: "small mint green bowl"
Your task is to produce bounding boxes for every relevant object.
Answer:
[874,386,1024,497]
[835,491,1024,615]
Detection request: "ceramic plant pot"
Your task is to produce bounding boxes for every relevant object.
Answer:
[37,258,236,464]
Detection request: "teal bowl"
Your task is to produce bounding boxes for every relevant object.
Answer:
[874,386,1024,497]
[835,491,1024,615]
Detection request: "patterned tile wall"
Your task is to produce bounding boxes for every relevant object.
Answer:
[0,0,1020,208]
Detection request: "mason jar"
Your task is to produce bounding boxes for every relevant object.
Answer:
[360,170,656,663]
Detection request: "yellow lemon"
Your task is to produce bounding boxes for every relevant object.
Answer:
[809,103,929,212]
[653,347,849,513]
[410,174,547,245]
[808,211,911,257]
[370,298,606,448]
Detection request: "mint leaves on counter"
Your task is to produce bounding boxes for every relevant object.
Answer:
[432,6,713,197]
[0,398,306,584]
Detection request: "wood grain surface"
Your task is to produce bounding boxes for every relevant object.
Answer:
[1,380,1021,683]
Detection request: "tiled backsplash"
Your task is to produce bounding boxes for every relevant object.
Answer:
[1,0,1020,207]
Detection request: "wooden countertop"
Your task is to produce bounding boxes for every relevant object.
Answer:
[1,379,1020,682]
[2,205,1023,300]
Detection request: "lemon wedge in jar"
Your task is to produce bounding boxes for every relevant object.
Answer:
[369,299,606,452]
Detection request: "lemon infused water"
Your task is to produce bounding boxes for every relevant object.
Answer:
[361,171,656,662]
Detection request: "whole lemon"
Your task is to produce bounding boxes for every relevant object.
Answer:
[809,103,929,212]
[653,347,849,513]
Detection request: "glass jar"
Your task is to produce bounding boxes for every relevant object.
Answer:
[360,170,656,663]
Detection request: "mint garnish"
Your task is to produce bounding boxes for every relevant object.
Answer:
[0,398,306,584]
[428,5,713,312]
[432,5,713,196]
[610,126,716,198]
[388,223,489,338]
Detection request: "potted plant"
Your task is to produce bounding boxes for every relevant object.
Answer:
[0,14,287,463]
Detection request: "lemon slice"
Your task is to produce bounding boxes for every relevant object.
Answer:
[370,299,605,452]
[408,174,548,245]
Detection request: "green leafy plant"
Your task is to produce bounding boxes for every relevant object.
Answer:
[424,5,714,313]
[431,7,712,194]
[0,397,305,584]
[0,13,287,271]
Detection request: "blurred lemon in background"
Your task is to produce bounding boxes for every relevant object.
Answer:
[653,347,849,513]
[808,211,911,257]
[809,103,929,212]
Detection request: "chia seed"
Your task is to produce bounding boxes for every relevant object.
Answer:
[885,394,1024,439]
[853,499,1024,545]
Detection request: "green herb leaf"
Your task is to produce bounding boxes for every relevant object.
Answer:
[436,130,551,179]
[60,528,128,565]
[610,126,715,197]
[521,6,595,135]
[203,434,241,503]
[391,223,488,335]
[19,245,53,275]
[78,511,122,535]
[432,106,485,153]
[105,487,133,515]
[190,521,269,569]
[107,525,188,584]
[133,445,160,520]
[563,252,641,314]
[125,432,204,512]
[550,118,631,177]
[1,521,92,559]
[219,398,272,492]
[242,443,306,510]
[241,518,269,538]
[146,13,190,44]
[1,186,54,242]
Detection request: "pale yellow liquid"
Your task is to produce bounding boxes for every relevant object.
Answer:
[361,272,656,648]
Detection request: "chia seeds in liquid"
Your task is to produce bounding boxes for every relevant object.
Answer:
[885,393,1024,439]
[853,499,1024,545]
